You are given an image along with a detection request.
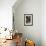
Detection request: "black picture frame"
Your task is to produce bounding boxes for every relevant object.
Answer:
[24,14,33,26]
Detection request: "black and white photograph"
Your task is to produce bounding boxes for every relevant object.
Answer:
[24,14,33,26]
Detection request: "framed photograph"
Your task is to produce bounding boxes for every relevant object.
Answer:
[24,14,33,26]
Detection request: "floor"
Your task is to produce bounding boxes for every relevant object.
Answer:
[0,33,23,46]
[0,39,16,46]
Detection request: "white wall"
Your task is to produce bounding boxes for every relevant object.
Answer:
[13,0,41,46]
[0,0,16,30]
[41,0,46,46]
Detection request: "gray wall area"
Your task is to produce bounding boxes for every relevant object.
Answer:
[13,0,41,46]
